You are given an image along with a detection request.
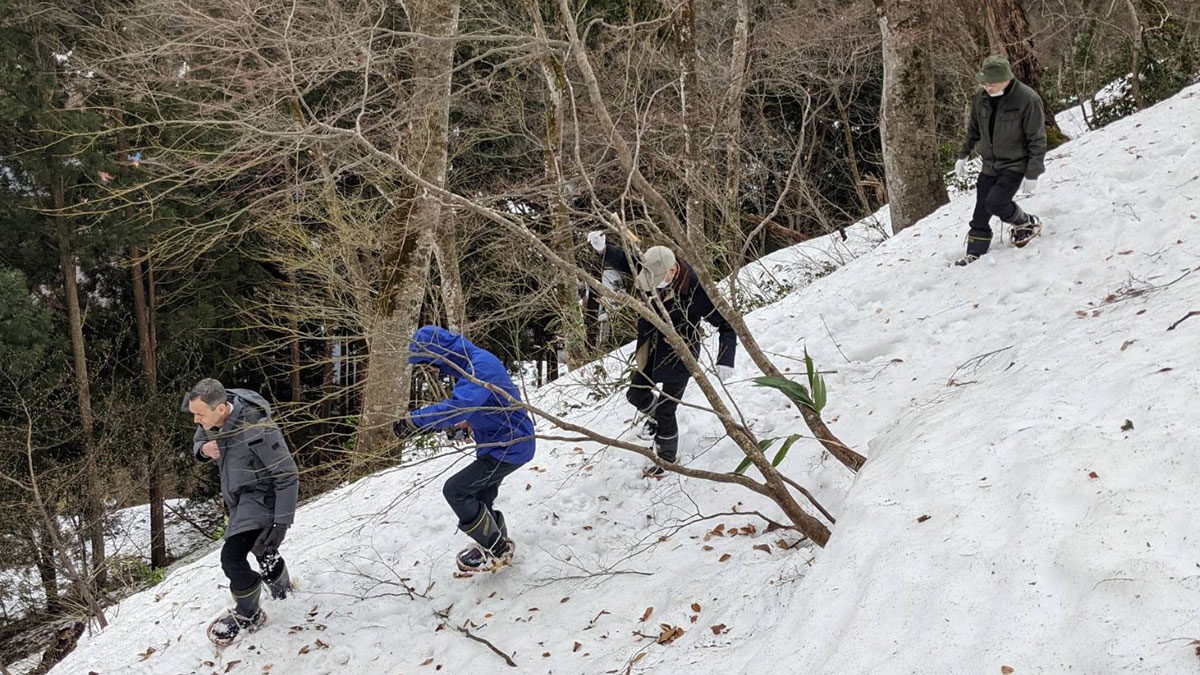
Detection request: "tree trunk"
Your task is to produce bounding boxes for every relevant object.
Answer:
[433,211,466,333]
[131,247,167,569]
[354,0,459,467]
[290,319,302,402]
[677,0,704,241]
[982,0,1065,137]
[720,0,751,248]
[1122,0,1146,110]
[54,183,106,588]
[527,0,587,368]
[29,521,59,610]
[871,0,949,233]
[833,87,874,215]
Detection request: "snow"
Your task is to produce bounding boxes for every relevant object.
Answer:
[47,83,1200,674]
[1055,76,1129,138]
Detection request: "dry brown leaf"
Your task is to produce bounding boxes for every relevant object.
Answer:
[639,606,654,622]
[709,524,726,538]
[298,645,310,655]
[421,657,434,666]
[225,661,241,673]
[702,545,714,551]
[719,553,732,562]
[573,641,582,652]
[728,527,740,536]
[656,624,686,644]
[561,597,570,603]
[689,615,698,623]
[776,539,790,550]
[542,652,551,657]
[262,666,273,673]
[917,515,931,523]
[690,603,702,612]
[315,639,329,649]
[138,646,156,661]
[710,624,728,635]
[1001,667,1014,674]
[632,652,647,665]
[742,524,757,536]
[753,544,772,554]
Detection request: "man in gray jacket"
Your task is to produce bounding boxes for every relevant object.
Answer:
[954,55,1048,265]
[182,378,299,645]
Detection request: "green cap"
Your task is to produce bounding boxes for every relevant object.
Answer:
[976,55,1014,84]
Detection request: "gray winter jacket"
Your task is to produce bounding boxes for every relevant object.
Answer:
[184,389,299,538]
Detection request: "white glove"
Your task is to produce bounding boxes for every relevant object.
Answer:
[716,364,734,383]
[586,230,606,253]
[954,158,968,180]
[1021,178,1037,195]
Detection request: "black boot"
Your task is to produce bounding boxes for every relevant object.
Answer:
[643,433,679,478]
[207,583,266,646]
[456,507,512,573]
[957,228,992,266]
[261,554,291,601]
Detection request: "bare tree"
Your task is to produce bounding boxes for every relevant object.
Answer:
[983,0,1066,138]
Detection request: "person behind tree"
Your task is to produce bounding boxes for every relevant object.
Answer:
[393,325,536,573]
[583,229,639,345]
[182,379,299,645]
[954,55,1048,265]
[588,238,737,477]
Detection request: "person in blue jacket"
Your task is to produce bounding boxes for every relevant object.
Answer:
[393,325,536,573]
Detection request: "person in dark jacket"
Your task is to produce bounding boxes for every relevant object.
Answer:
[954,55,1048,265]
[183,379,299,644]
[584,230,639,345]
[393,326,536,573]
[602,243,737,477]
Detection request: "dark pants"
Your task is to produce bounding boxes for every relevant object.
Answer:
[968,169,1027,256]
[626,372,689,462]
[443,455,523,528]
[220,529,284,592]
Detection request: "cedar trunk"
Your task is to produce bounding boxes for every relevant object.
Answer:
[983,0,1065,137]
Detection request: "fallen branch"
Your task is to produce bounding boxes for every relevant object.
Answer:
[946,346,1012,386]
[434,608,517,668]
[1166,310,1199,331]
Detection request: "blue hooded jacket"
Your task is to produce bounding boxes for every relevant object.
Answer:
[407,326,536,465]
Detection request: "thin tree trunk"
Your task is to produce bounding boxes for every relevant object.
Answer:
[29,521,59,610]
[291,319,302,402]
[1122,0,1146,110]
[677,0,704,241]
[871,0,949,233]
[832,87,874,215]
[131,247,167,568]
[54,181,106,588]
[720,0,750,248]
[434,210,466,333]
[528,0,587,368]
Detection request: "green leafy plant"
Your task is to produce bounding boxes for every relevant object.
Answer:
[735,350,829,475]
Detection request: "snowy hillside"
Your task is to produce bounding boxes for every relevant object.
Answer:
[49,84,1200,674]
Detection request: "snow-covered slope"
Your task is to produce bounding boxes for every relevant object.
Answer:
[49,84,1200,675]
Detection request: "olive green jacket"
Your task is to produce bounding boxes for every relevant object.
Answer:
[960,79,1047,179]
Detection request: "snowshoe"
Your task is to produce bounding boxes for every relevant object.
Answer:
[206,608,266,647]
[454,539,515,575]
[954,254,981,267]
[641,464,666,479]
[1011,215,1042,248]
[207,582,266,646]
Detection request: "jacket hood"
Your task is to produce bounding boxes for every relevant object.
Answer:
[408,325,475,377]
[229,388,273,419]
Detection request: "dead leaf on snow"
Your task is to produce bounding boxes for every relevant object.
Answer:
[138,646,156,661]
[690,603,702,612]
[224,661,241,673]
[710,624,729,635]
[421,657,434,666]
[753,544,772,554]
[719,553,732,562]
[1001,667,1014,674]
[639,606,653,622]
[656,624,685,645]
[573,641,582,652]
[298,645,310,655]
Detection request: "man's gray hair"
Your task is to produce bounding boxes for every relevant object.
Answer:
[188,378,227,408]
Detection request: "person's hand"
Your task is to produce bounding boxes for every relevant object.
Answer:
[447,421,473,442]
[954,158,968,180]
[1021,177,1038,194]
[586,230,606,253]
[393,414,419,440]
[716,364,734,383]
[201,440,220,459]
[252,523,288,558]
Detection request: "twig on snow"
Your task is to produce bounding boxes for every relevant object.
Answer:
[434,607,517,668]
[1167,310,1199,331]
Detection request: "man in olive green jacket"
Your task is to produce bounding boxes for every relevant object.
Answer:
[954,55,1048,265]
